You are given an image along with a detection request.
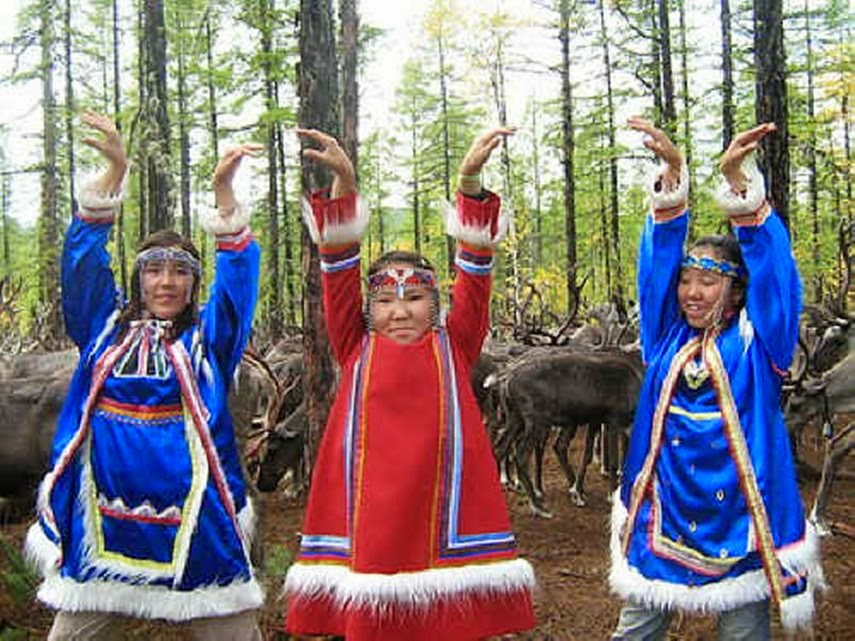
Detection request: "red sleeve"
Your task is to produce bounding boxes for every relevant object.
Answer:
[445,192,500,367]
[320,242,365,364]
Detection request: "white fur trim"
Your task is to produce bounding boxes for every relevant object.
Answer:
[440,199,510,248]
[609,491,824,631]
[77,170,128,217]
[201,201,252,236]
[36,574,264,621]
[647,162,689,214]
[715,154,767,217]
[285,558,535,611]
[300,194,369,245]
[24,522,62,576]
[738,308,754,354]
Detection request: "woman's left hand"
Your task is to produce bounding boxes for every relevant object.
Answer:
[212,144,265,210]
[459,127,516,177]
[720,123,776,193]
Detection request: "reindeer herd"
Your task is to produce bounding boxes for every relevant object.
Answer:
[0,302,852,539]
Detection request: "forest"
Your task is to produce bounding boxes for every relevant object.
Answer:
[0,0,850,353]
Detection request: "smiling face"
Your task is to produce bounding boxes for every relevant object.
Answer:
[369,262,436,345]
[677,247,742,329]
[139,249,196,321]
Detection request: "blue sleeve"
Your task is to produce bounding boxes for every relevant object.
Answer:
[201,233,261,381]
[637,212,688,362]
[61,216,121,350]
[735,211,802,372]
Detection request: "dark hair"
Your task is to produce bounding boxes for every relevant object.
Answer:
[117,229,202,341]
[367,250,435,278]
[687,234,747,307]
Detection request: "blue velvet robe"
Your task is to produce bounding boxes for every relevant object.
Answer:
[610,208,822,630]
[25,204,263,621]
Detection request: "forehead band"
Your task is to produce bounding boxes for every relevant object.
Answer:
[136,247,201,276]
[368,267,437,299]
[681,254,746,279]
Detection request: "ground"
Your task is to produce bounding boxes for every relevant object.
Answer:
[1,435,851,640]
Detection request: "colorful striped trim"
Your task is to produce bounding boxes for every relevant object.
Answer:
[729,201,771,227]
[648,483,740,576]
[320,243,361,274]
[622,336,703,556]
[705,337,785,607]
[75,208,116,224]
[667,405,722,421]
[216,226,253,251]
[436,329,516,558]
[94,397,183,423]
[652,203,687,223]
[455,254,493,276]
[456,243,494,276]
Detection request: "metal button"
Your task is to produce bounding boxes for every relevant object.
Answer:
[671,437,681,447]
[716,489,725,501]
[689,521,697,532]
[719,548,728,558]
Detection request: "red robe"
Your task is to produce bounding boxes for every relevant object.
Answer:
[284,192,535,640]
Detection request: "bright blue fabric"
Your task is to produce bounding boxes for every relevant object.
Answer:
[40,213,260,596]
[620,209,807,601]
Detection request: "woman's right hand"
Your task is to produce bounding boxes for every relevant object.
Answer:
[628,117,683,192]
[296,128,356,199]
[81,111,127,192]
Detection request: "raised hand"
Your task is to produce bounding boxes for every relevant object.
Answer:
[720,123,776,194]
[81,111,127,193]
[627,117,683,192]
[212,143,265,210]
[296,128,356,198]
[459,127,516,177]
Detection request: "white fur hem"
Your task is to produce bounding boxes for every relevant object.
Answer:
[647,162,689,214]
[715,153,767,217]
[201,201,251,235]
[36,574,264,621]
[77,170,128,217]
[609,491,824,631]
[300,194,369,245]
[285,558,535,611]
[24,522,61,576]
[441,199,509,248]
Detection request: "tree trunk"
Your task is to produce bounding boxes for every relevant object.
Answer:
[531,99,542,267]
[40,0,62,345]
[803,0,820,300]
[299,0,338,469]
[678,0,695,240]
[340,0,359,177]
[113,0,126,292]
[560,0,577,316]
[657,0,677,134]
[720,0,735,150]
[599,0,624,306]
[64,0,75,211]
[142,0,174,232]
[260,0,282,340]
[753,0,789,228]
[437,33,455,273]
[175,8,191,238]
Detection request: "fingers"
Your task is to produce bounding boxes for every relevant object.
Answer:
[460,127,515,175]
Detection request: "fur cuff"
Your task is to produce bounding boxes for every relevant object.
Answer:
[647,162,689,221]
[201,201,252,236]
[76,170,128,221]
[715,153,768,220]
[301,190,368,246]
[442,190,508,248]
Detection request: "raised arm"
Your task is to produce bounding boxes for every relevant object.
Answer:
[297,128,368,364]
[628,118,689,360]
[62,112,128,350]
[445,128,514,366]
[201,144,264,379]
[716,123,801,372]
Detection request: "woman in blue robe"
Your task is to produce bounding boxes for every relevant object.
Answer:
[25,112,264,640]
[609,119,824,640]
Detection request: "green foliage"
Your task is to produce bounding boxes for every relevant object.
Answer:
[0,535,38,605]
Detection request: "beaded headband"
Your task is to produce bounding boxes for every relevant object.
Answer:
[681,254,746,279]
[136,246,201,276]
[368,266,438,299]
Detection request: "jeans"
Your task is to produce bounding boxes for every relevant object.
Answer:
[611,599,770,641]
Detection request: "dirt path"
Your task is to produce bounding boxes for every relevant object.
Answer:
[1,441,852,640]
